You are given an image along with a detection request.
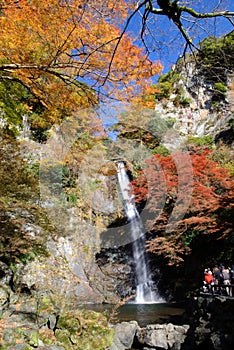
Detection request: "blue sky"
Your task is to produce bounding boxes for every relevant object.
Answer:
[126,0,234,79]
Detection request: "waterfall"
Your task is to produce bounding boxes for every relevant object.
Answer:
[117,162,164,303]
[22,115,31,139]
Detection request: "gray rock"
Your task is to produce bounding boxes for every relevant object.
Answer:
[48,313,57,330]
[14,228,120,305]
[109,340,125,350]
[144,326,168,349]
[7,345,32,350]
[110,321,138,350]
[137,323,189,350]
[39,347,65,350]
[155,63,234,141]
[4,328,17,345]
[0,284,10,311]
[210,332,222,350]
[0,261,13,285]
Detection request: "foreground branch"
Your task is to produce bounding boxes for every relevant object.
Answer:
[142,0,234,48]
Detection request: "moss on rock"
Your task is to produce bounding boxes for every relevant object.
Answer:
[55,310,114,350]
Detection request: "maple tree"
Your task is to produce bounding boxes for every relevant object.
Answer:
[0,0,162,135]
[132,148,234,266]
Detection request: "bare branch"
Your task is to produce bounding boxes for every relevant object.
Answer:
[144,0,234,52]
[140,5,151,55]
[76,36,121,79]
[47,24,77,68]
[227,17,234,26]
[180,6,234,19]
[101,0,149,86]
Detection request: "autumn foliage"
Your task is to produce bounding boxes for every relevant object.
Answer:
[0,0,162,129]
[132,148,234,266]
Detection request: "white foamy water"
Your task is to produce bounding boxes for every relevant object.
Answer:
[117,162,164,303]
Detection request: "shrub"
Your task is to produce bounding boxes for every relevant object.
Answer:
[186,135,214,147]
[213,82,227,101]
[198,31,234,83]
[155,71,183,99]
[152,144,170,156]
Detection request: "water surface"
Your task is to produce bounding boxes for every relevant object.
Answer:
[80,302,185,327]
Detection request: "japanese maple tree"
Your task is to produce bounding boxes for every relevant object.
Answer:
[132,148,234,266]
[0,0,162,131]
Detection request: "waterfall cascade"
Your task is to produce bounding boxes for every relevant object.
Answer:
[22,115,31,139]
[117,162,164,303]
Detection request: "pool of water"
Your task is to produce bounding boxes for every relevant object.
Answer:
[79,302,186,327]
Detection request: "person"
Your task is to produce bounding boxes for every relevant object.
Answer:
[220,266,232,296]
[230,265,234,284]
[230,265,234,297]
[203,269,214,293]
[213,265,221,293]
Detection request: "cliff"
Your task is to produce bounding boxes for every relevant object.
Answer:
[154,32,234,144]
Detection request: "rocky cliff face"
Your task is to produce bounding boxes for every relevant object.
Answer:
[155,65,234,140]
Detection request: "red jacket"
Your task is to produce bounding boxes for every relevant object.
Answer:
[205,272,214,284]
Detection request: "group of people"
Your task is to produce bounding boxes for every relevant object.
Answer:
[202,264,234,297]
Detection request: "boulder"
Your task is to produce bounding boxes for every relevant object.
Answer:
[0,261,13,285]
[137,323,190,350]
[110,321,139,350]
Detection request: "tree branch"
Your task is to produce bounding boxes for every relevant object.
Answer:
[180,6,234,19]
[101,0,149,86]
[144,0,234,51]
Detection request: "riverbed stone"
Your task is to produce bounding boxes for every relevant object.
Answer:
[143,325,168,349]
[110,321,139,350]
[137,323,189,350]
